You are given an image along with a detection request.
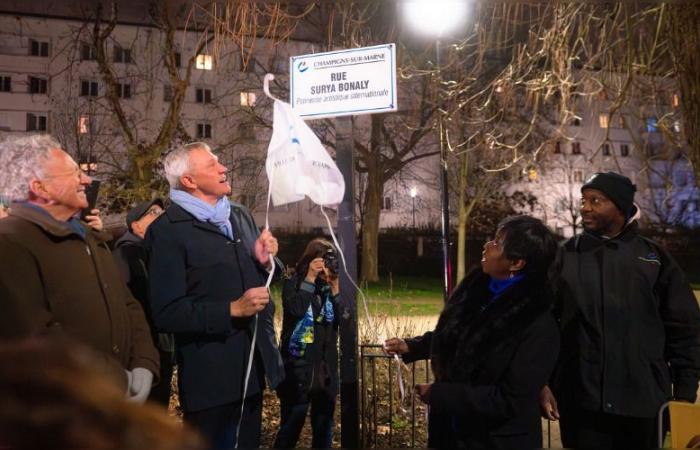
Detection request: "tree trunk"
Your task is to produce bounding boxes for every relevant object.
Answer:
[667,5,700,191]
[360,159,383,282]
[456,152,469,283]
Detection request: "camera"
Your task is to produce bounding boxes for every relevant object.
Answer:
[323,248,339,275]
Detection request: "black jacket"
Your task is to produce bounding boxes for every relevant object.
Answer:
[145,201,284,413]
[404,270,560,450]
[277,275,340,402]
[553,221,700,418]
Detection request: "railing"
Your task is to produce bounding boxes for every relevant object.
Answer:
[359,344,433,448]
[359,343,556,448]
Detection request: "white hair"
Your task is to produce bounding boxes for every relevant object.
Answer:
[162,142,211,189]
[0,134,63,202]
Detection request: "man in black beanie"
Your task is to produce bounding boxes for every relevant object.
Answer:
[539,171,700,448]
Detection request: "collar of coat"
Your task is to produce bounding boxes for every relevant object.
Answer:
[431,269,553,382]
[164,201,240,236]
[572,220,639,252]
[8,202,111,243]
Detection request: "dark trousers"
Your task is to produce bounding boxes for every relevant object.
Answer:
[560,407,656,449]
[184,394,262,450]
[149,350,174,406]
[273,390,335,448]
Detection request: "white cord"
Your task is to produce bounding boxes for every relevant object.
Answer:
[234,167,276,449]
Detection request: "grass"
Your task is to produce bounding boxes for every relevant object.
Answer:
[271,276,445,317]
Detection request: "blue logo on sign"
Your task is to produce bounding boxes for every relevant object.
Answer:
[297,61,308,73]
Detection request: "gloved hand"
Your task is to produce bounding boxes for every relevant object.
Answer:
[126,367,153,403]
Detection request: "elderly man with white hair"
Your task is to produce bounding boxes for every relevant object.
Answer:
[0,134,159,402]
[146,142,284,449]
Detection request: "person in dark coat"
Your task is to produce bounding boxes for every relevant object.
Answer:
[146,142,284,449]
[385,215,560,450]
[113,198,175,406]
[274,238,341,449]
[540,172,700,448]
[0,135,159,400]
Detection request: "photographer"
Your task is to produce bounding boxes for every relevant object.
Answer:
[274,238,341,449]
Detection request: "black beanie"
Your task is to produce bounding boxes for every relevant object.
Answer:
[581,172,636,215]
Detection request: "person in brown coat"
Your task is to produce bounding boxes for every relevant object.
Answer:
[0,134,159,401]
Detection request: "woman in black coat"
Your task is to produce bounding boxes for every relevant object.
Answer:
[274,238,341,449]
[385,215,561,449]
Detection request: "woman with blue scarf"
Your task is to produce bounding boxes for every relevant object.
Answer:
[385,216,560,449]
[274,238,341,448]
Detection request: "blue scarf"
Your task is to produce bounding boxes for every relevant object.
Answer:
[488,273,525,298]
[170,189,234,240]
[23,202,87,239]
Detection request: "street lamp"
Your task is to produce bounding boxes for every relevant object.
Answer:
[402,0,468,302]
[409,186,418,233]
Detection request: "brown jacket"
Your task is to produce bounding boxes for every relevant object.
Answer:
[0,203,159,388]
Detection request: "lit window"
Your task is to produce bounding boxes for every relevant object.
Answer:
[528,168,538,182]
[646,117,658,133]
[78,115,89,134]
[195,54,213,70]
[240,92,256,107]
[598,113,609,129]
[672,93,680,108]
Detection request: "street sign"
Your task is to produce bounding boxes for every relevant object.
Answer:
[290,43,397,119]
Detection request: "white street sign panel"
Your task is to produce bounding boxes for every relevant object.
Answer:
[290,43,397,119]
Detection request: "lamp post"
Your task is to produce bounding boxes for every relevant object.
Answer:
[403,0,468,302]
[410,186,417,234]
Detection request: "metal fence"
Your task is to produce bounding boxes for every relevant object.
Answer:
[359,343,556,448]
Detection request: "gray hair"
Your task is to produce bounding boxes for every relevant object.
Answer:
[0,134,63,202]
[162,142,211,189]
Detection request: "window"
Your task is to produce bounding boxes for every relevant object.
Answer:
[240,92,256,107]
[195,54,213,70]
[240,55,256,73]
[26,113,47,131]
[553,141,562,154]
[527,168,538,182]
[29,76,47,94]
[117,82,131,99]
[598,113,609,129]
[0,75,10,92]
[570,117,581,126]
[78,115,90,134]
[113,46,132,63]
[80,80,98,97]
[239,157,257,176]
[238,122,255,141]
[673,120,682,134]
[672,93,680,108]
[646,117,658,133]
[602,143,611,156]
[571,142,581,155]
[163,84,173,102]
[196,123,211,139]
[174,52,181,68]
[80,43,96,61]
[381,196,392,211]
[195,88,212,103]
[29,39,49,57]
[620,144,630,157]
[614,114,625,129]
[573,170,584,183]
